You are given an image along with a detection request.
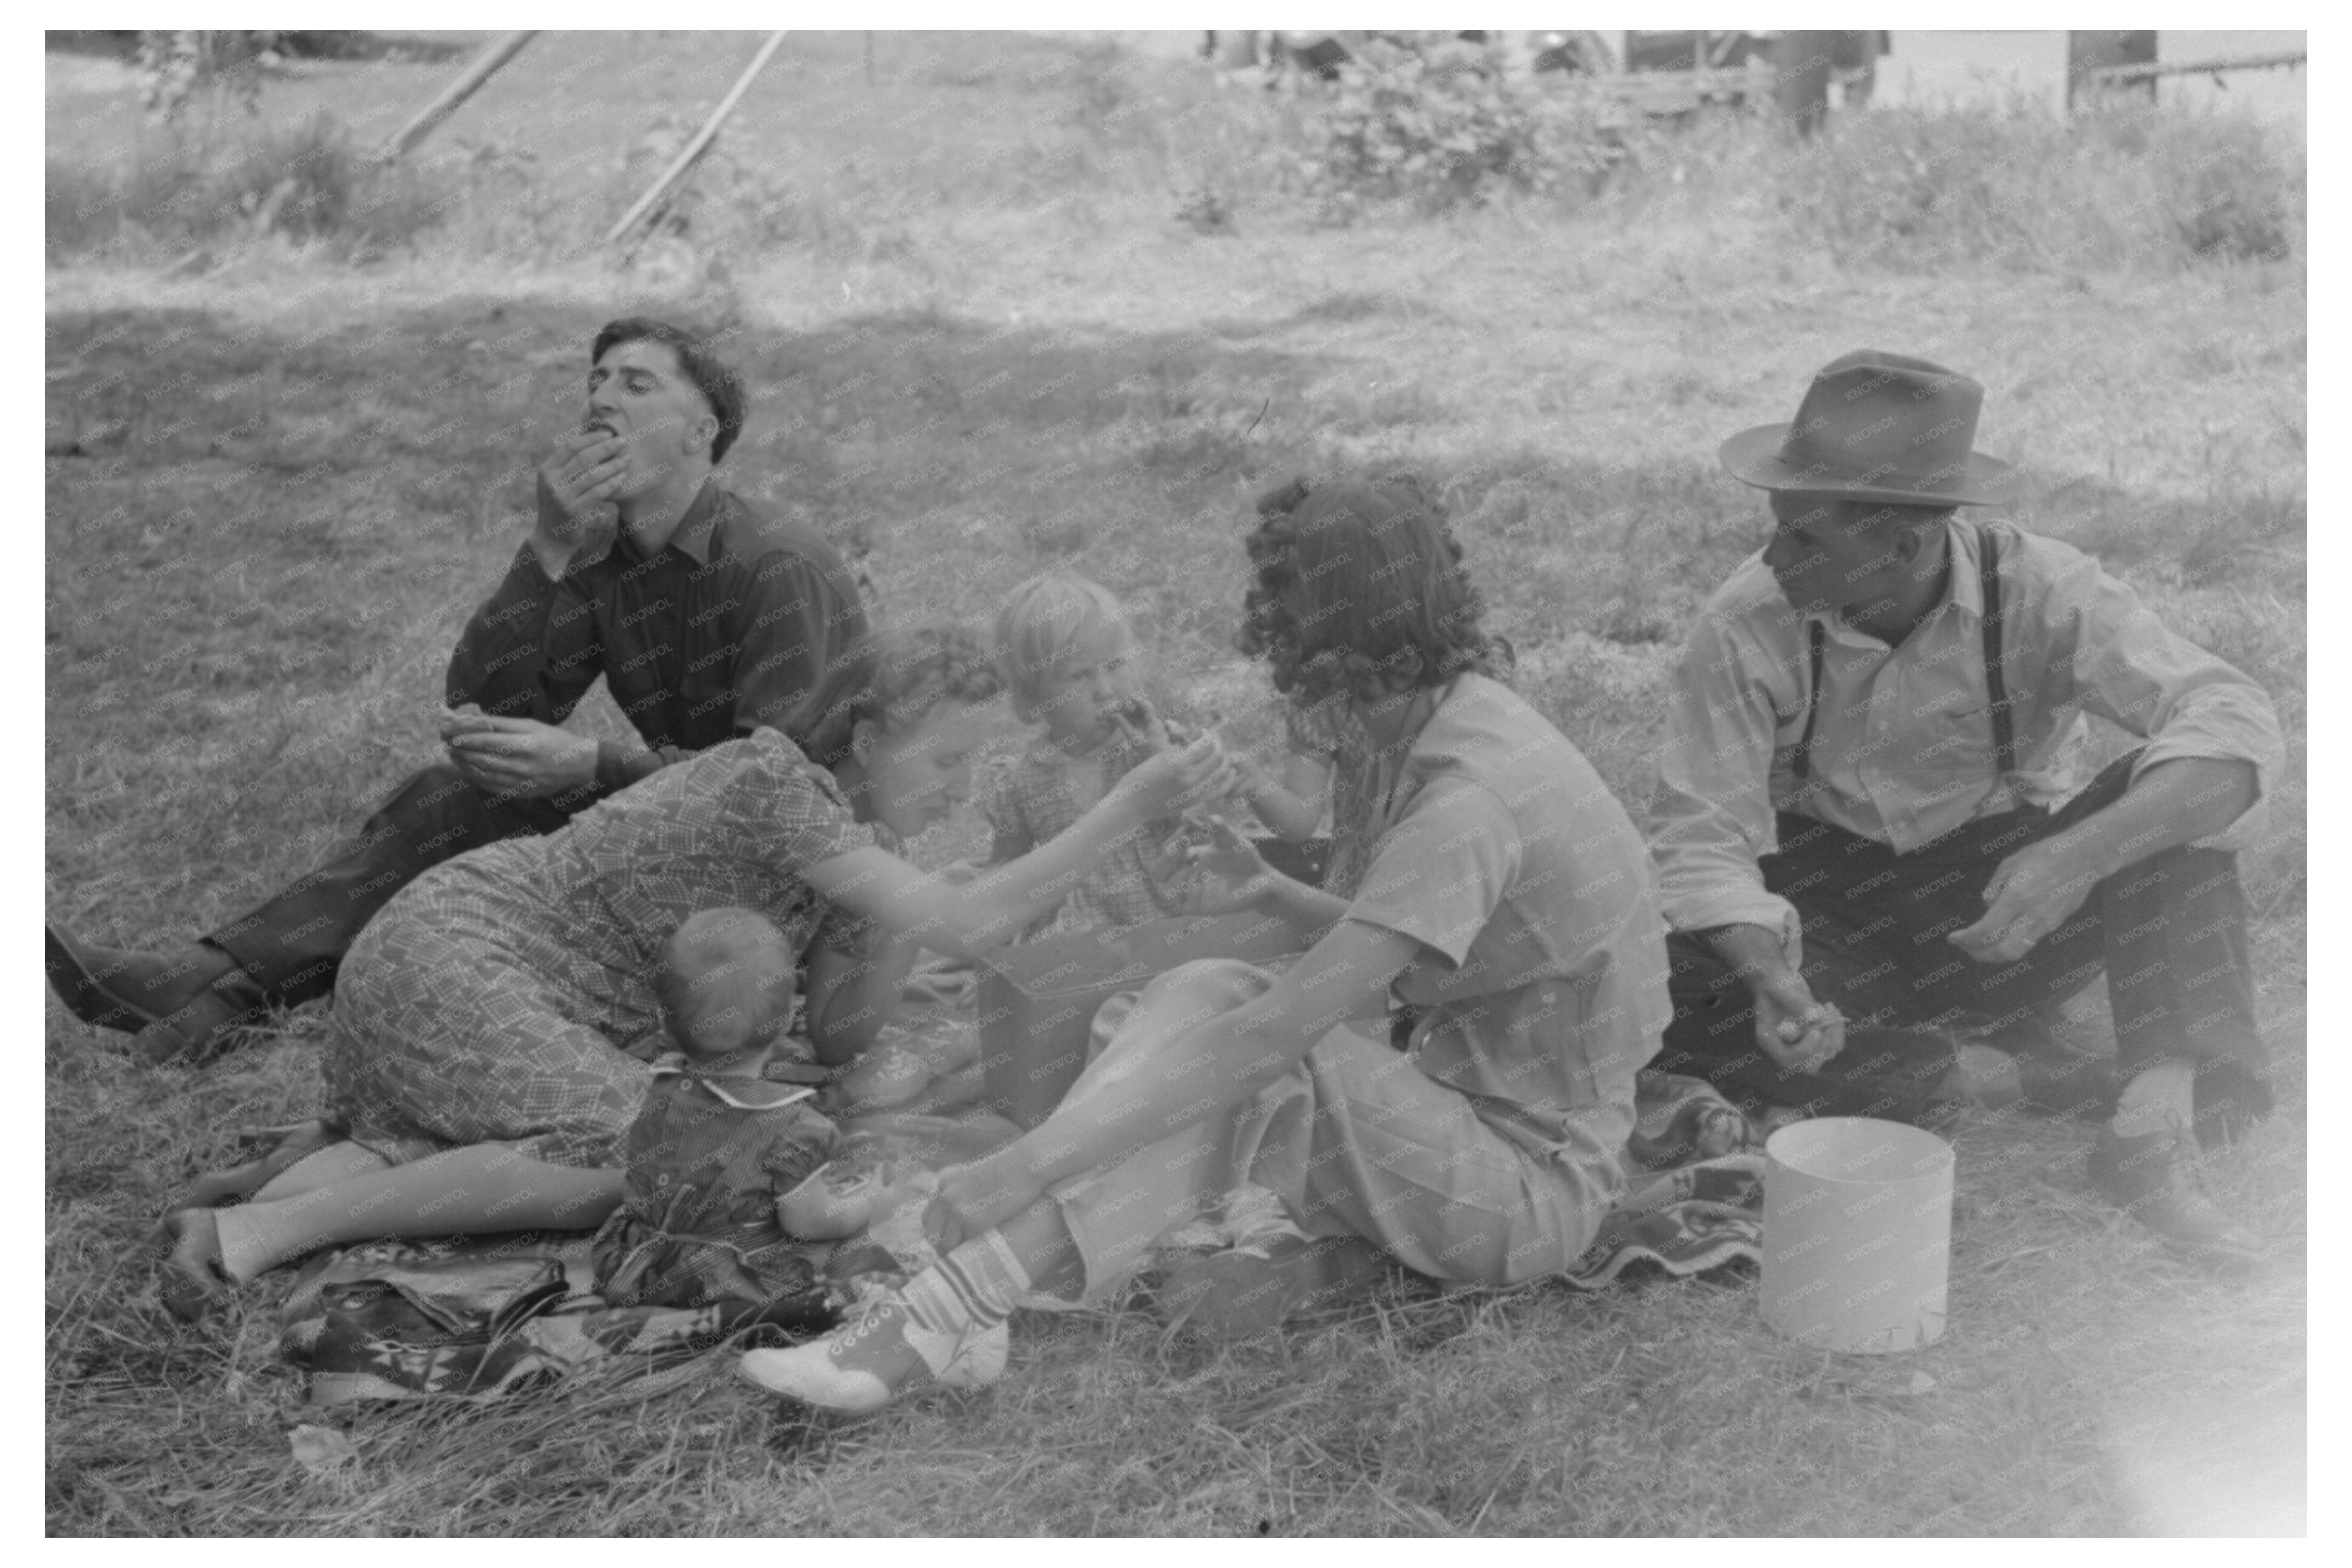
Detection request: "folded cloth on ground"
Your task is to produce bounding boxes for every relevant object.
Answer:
[277,1233,892,1407]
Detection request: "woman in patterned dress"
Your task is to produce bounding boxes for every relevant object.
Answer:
[154,627,1231,1317]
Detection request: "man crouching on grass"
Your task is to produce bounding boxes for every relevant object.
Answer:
[48,317,869,1066]
[1646,349,2283,1275]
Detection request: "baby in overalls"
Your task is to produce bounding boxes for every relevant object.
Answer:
[592,907,877,1311]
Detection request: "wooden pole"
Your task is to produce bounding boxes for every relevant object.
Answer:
[605,30,789,250]
[2091,49,2306,87]
[379,31,537,161]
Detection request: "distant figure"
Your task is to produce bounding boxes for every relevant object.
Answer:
[1769,31,1842,137]
[1833,30,1890,110]
[2068,31,2159,109]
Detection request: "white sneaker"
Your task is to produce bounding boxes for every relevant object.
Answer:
[737,1294,1007,1416]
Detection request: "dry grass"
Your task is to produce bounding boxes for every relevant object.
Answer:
[46,31,2304,1536]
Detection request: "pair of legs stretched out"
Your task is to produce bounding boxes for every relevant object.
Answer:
[53,762,580,1063]
[739,957,1629,1413]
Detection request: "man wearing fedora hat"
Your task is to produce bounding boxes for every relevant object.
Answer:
[1646,349,2282,1274]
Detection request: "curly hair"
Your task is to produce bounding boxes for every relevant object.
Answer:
[1235,474,1505,707]
[797,623,1003,770]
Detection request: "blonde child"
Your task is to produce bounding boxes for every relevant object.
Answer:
[592,907,876,1311]
[982,575,1215,938]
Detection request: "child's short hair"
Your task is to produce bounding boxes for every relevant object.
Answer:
[654,908,797,1062]
[992,574,1132,721]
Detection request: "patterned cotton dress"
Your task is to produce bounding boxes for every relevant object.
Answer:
[980,731,1192,939]
[324,729,877,1169]
[590,1064,843,1310]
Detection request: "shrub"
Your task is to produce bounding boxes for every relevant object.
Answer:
[46,112,452,263]
[1301,40,1703,222]
[1302,39,1557,217]
[1769,101,2304,271]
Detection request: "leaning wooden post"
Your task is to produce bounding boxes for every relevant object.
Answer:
[2066,31,2157,110]
[379,31,537,161]
[605,30,789,250]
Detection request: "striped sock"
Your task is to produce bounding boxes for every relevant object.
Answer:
[902,1229,1033,1339]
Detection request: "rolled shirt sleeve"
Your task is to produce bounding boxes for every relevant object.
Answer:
[1644,609,1805,955]
[2042,548,2285,854]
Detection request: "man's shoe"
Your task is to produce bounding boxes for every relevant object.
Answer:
[736,1294,1008,1418]
[2087,1126,2260,1278]
[45,928,232,1033]
[132,969,273,1066]
[1157,1233,1390,1339]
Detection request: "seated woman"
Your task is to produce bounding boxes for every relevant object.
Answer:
[153,626,1232,1318]
[739,476,1676,1416]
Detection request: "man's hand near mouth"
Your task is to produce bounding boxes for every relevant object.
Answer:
[530,427,630,578]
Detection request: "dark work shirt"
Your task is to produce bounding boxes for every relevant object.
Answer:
[446,481,868,795]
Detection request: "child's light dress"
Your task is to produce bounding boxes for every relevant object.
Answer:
[981,731,1194,939]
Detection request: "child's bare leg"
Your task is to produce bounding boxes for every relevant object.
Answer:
[169,1121,349,1209]
[250,1141,391,1202]
[202,1143,622,1284]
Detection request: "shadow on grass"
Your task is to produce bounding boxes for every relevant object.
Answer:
[47,296,2308,928]
[44,292,2308,1537]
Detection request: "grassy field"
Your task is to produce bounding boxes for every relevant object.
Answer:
[45,32,2305,1536]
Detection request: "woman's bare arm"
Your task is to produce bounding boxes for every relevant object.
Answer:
[801,933,924,1067]
[803,734,1227,957]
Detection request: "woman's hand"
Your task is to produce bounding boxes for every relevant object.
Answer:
[1108,698,1175,755]
[1107,731,1229,822]
[922,1159,1045,1257]
[1178,816,1283,916]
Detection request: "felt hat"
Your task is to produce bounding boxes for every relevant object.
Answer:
[1719,349,2018,506]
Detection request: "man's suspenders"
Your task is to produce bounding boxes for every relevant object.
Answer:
[1790,524,2014,786]
[1978,526,2017,774]
[1791,620,1829,786]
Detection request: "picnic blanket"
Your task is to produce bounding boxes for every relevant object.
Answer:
[275,978,1770,1404]
[1564,1069,1770,1289]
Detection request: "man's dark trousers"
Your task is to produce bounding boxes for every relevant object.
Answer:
[201,763,588,1009]
[1654,753,2272,1139]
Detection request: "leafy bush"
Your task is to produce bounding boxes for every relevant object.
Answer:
[132,31,281,120]
[46,113,453,262]
[1303,40,1557,217]
[1769,101,2303,271]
